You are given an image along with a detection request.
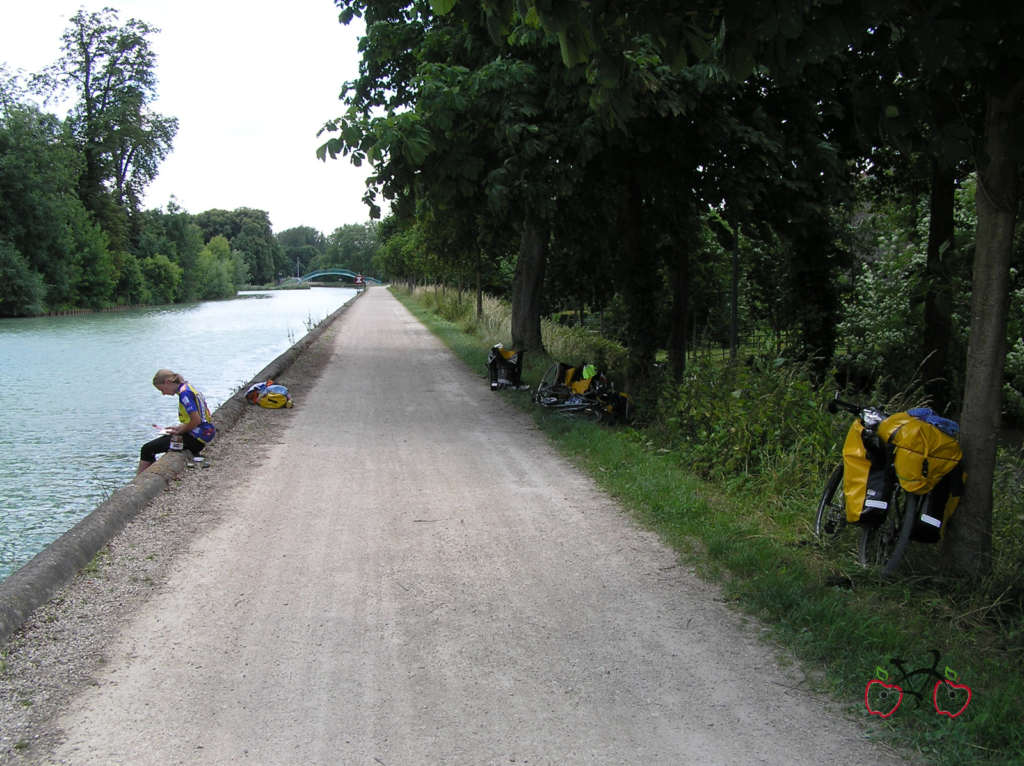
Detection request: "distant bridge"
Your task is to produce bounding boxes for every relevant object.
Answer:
[282,269,383,285]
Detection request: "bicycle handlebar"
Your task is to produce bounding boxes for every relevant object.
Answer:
[828,392,888,429]
[827,392,863,416]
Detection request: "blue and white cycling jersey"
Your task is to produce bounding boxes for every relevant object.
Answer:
[177,383,216,443]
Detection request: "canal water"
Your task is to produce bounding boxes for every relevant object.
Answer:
[0,287,358,582]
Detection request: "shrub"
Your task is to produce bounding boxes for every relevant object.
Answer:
[992,446,1024,589]
[1004,337,1024,424]
[140,253,183,305]
[402,283,627,376]
[651,356,838,492]
[0,239,45,316]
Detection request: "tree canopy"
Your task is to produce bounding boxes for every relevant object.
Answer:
[37,8,177,250]
[318,0,1024,578]
[1,9,369,315]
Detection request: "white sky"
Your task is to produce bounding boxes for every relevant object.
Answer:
[1,1,375,236]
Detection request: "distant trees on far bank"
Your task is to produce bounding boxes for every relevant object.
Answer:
[0,8,380,317]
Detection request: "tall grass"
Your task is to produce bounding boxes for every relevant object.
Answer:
[404,283,628,377]
[395,284,1024,765]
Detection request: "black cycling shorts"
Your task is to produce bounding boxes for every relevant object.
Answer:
[140,433,207,463]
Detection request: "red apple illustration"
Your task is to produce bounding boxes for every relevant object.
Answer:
[933,679,972,718]
[865,679,903,717]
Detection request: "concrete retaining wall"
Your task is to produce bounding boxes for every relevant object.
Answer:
[0,290,361,647]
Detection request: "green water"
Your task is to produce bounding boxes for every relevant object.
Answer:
[0,288,356,581]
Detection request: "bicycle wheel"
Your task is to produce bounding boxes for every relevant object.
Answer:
[533,363,563,405]
[814,464,847,541]
[859,488,918,576]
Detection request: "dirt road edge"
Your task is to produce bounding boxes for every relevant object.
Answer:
[0,290,362,647]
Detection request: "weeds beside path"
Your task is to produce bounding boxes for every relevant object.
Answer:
[395,285,1024,766]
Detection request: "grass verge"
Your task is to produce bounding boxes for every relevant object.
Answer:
[394,286,1024,766]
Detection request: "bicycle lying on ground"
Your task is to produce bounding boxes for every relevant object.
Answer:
[814,393,964,577]
[533,361,632,425]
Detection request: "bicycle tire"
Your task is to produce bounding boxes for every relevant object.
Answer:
[814,463,847,541]
[533,362,561,404]
[859,489,918,576]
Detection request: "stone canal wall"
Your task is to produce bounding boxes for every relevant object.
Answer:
[0,291,363,646]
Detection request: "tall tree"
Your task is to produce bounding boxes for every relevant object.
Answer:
[195,207,283,284]
[0,101,74,301]
[480,0,1024,578]
[277,226,327,277]
[846,19,982,412]
[0,95,118,311]
[321,1,597,350]
[317,222,381,276]
[41,8,177,248]
[953,72,1024,578]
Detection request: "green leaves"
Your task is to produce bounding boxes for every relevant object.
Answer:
[429,0,458,14]
[9,6,175,258]
[398,118,433,165]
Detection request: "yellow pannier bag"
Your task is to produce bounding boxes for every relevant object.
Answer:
[878,412,962,495]
[913,465,966,542]
[560,364,598,395]
[842,420,892,524]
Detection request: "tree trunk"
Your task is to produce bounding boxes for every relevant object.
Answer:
[945,81,1023,579]
[667,248,690,382]
[729,227,740,362]
[789,223,837,381]
[620,174,659,390]
[922,158,956,412]
[475,250,483,320]
[510,214,546,351]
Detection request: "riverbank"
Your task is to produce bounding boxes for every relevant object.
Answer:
[0,289,358,646]
[0,286,358,582]
[0,290,349,759]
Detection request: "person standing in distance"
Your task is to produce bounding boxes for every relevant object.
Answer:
[137,369,216,474]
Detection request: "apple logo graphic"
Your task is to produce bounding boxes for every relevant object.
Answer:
[865,679,904,718]
[933,679,972,718]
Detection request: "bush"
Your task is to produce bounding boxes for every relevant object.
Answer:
[992,446,1024,589]
[833,243,926,389]
[112,250,150,306]
[140,253,183,305]
[1003,337,1024,424]
[0,239,45,316]
[196,240,236,300]
[402,283,628,376]
[650,356,840,492]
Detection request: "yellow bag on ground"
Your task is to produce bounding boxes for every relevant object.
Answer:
[878,412,962,495]
[244,380,294,409]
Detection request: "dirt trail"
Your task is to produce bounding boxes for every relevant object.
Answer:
[9,287,909,764]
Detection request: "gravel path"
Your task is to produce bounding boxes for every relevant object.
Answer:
[0,286,911,764]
